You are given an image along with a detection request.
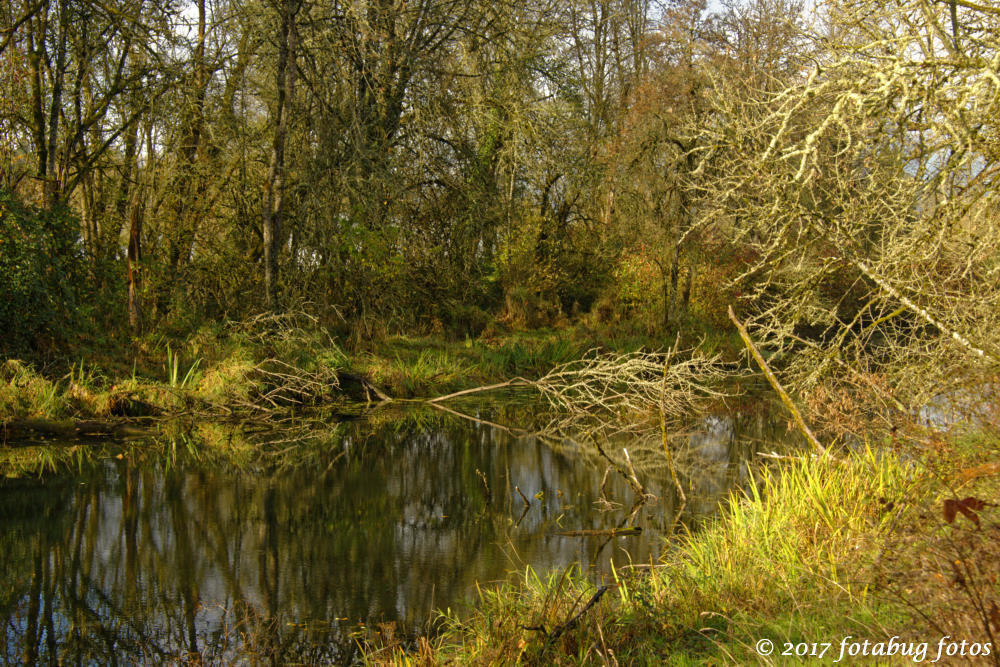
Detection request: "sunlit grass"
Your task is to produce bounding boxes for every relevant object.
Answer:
[355,332,584,397]
[356,328,651,398]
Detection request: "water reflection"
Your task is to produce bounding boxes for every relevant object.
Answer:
[0,402,793,663]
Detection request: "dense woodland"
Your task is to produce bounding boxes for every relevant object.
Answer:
[2,0,999,418]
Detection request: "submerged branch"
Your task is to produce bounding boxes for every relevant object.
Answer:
[554,527,642,537]
[427,377,535,403]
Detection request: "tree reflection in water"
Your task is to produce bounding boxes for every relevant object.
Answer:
[0,401,793,663]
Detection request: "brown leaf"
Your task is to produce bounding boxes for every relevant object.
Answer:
[989,602,1000,632]
[943,497,988,526]
[960,497,988,512]
[944,499,958,524]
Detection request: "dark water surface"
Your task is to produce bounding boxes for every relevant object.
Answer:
[0,400,790,664]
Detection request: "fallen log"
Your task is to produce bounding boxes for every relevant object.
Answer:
[336,371,392,403]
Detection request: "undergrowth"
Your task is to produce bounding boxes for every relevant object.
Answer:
[1,321,710,421]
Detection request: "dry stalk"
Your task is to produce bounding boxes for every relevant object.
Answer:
[729,306,826,455]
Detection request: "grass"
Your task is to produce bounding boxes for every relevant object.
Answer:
[2,317,697,422]
[0,316,348,422]
[354,331,590,397]
[1,306,741,422]
[365,425,1000,665]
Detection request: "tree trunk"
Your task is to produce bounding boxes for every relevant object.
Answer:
[666,243,680,325]
[27,12,47,189]
[262,0,299,310]
[681,263,696,313]
[167,0,208,271]
[45,0,67,204]
[127,190,144,334]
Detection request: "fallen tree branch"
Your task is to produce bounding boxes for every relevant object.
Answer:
[544,586,611,650]
[427,377,534,403]
[729,305,826,455]
[554,528,642,537]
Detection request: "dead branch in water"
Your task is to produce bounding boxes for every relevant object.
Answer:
[475,468,491,504]
[592,438,644,498]
[554,527,642,537]
[427,377,535,403]
[417,347,743,516]
[424,347,744,433]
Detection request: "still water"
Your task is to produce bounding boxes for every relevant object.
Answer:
[0,400,788,663]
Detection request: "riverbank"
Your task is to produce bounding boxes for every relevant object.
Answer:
[365,426,1000,665]
[0,316,740,428]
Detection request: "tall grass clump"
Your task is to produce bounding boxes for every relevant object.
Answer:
[0,360,71,420]
[666,449,910,634]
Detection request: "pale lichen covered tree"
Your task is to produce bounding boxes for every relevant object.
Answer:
[687,0,1000,427]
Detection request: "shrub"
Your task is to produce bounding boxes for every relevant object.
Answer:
[0,189,84,354]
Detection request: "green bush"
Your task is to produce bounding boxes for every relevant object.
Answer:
[0,189,83,354]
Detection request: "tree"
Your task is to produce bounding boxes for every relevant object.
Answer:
[608,0,721,327]
[262,0,300,310]
[692,0,1000,421]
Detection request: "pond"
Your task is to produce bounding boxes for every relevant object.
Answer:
[0,399,794,664]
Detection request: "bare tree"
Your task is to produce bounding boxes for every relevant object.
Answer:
[689,0,1000,423]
